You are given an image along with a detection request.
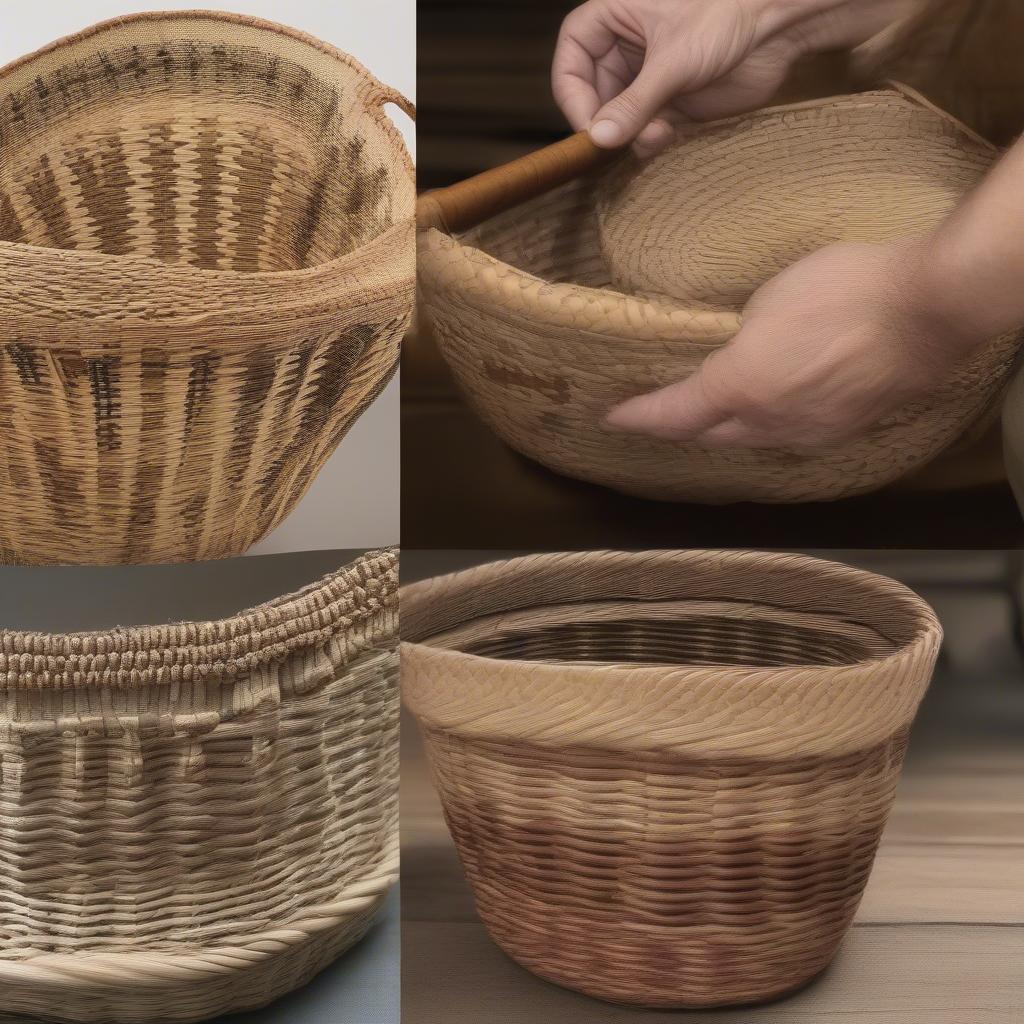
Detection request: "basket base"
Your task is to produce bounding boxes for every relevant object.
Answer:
[491,928,838,1010]
[0,897,386,1024]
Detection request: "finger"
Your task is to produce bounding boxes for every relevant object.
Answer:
[588,49,689,148]
[552,34,602,130]
[605,368,733,440]
[632,116,675,158]
[673,39,796,121]
[552,5,622,130]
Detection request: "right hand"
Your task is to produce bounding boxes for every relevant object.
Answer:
[552,0,921,155]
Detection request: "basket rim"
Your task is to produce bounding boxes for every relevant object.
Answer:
[2,220,414,342]
[401,550,943,758]
[420,85,992,344]
[0,9,415,283]
[402,549,941,662]
[0,547,397,689]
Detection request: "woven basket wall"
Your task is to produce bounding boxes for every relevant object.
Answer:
[0,548,398,1023]
[0,12,414,564]
[419,86,1021,504]
[403,550,942,1008]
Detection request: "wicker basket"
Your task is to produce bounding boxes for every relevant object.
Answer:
[418,86,1021,504]
[0,12,414,564]
[402,550,942,1008]
[0,548,398,1023]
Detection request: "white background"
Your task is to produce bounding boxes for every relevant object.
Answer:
[1,1,413,554]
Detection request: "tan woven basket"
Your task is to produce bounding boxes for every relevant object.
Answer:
[0,12,414,564]
[418,86,1021,504]
[0,548,398,1023]
[403,550,942,1008]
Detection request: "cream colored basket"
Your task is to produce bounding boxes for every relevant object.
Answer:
[0,12,414,564]
[0,549,398,1023]
[403,550,942,1008]
[418,86,1021,503]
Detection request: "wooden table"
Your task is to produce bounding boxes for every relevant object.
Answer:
[401,551,1024,1022]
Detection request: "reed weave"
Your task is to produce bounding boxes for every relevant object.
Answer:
[418,87,1021,503]
[402,550,942,1007]
[0,12,414,564]
[0,547,399,1023]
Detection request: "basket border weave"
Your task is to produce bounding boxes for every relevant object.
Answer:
[0,548,398,689]
[401,549,943,760]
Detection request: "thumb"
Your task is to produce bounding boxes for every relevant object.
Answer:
[588,54,681,148]
[605,364,732,440]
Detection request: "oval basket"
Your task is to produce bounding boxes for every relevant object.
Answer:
[0,548,398,1023]
[402,550,942,1008]
[0,12,414,564]
[418,86,1021,504]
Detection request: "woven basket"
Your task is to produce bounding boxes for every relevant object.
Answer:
[402,550,942,1008]
[418,86,1021,504]
[0,12,414,564]
[0,548,398,1023]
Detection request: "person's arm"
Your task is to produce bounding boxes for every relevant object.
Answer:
[606,135,1024,449]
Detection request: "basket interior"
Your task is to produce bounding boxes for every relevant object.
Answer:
[0,16,413,272]
[465,91,990,311]
[422,600,898,670]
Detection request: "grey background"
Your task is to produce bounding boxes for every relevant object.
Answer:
[0,550,398,1024]
[1,2,412,554]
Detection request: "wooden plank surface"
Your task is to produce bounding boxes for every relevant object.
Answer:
[401,555,1024,1021]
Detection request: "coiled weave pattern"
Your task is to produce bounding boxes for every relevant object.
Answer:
[0,548,399,1023]
[0,12,414,564]
[419,88,1020,503]
[402,550,941,1007]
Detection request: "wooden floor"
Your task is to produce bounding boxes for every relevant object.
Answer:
[401,552,1024,1022]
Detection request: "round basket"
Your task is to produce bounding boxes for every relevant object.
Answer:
[0,548,398,1023]
[0,12,414,564]
[402,550,942,1008]
[418,87,1021,504]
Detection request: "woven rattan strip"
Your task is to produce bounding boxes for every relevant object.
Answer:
[0,12,414,564]
[0,548,398,1023]
[402,550,941,1008]
[418,87,1022,504]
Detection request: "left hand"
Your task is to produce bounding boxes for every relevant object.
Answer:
[605,239,984,450]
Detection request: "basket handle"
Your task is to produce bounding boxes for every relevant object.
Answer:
[372,84,417,122]
[417,131,620,234]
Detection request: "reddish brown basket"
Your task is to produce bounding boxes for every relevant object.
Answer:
[403,550,942,1008]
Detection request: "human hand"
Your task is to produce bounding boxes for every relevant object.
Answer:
[605,239,985,449]
[552,0,920,155]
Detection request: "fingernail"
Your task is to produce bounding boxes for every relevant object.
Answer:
[589,119,622,147]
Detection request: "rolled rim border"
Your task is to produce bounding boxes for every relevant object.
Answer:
[0,547,398,688]
[401,549,943,758]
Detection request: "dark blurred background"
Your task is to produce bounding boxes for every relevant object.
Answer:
[418,0,572,191]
